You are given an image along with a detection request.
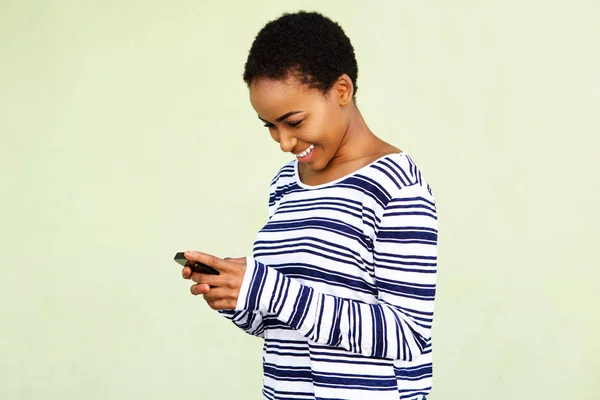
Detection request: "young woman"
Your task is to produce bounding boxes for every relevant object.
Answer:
[181,11,438,400]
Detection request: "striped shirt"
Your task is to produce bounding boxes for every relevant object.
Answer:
[220,152,438,400]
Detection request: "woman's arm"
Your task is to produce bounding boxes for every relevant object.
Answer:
[235,184,438,360]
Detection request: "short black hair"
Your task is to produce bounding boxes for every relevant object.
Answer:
[243,11,359,99]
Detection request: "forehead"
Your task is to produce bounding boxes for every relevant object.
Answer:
[249,78,324,118]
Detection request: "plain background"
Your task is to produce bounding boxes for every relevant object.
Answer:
[1,1,599,399]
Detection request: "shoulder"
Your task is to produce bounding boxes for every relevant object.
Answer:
[269,160,296,189]
[367,152,436,204]
[268,160,296,208]
[372,154,438,231]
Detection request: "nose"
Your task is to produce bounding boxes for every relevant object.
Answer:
[279,130,298,153]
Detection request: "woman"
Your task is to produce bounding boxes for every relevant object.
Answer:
[181,11,438,400]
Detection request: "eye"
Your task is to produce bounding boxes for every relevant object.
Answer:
[263,122,275,128]
[288,120,303,128]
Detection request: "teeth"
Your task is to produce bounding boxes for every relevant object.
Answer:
[297,144,315,158]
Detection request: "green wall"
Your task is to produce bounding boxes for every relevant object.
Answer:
[1,1,598,399]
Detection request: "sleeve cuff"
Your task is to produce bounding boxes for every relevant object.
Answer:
[235,257,317,331]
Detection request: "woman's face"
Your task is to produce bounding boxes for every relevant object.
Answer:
[249,76,351,172]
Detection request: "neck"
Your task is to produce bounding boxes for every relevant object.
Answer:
[333,105,383,162]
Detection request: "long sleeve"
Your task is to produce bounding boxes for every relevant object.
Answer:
[235,183,438,360]
[217,309,265,338]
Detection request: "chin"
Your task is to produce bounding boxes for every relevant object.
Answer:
[312,156,331,172]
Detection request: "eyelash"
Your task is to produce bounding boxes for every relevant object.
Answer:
[263,120,303,128]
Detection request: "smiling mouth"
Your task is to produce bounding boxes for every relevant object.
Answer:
[294,144,315,158]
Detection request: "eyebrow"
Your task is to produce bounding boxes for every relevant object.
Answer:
[258,110,304,123]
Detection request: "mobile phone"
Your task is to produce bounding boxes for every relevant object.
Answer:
[174,252,220,275]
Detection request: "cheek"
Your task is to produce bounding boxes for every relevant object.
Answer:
[317,113,345,147]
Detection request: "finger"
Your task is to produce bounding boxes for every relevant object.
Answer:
[201,286,230,302]
[185,250,230,273]
[181,266,193,279]
[189,271,224,287]
[190,283,211,296]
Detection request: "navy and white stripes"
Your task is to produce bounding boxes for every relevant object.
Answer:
[220,152,437,400]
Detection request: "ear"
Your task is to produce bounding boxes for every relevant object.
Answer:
[332,74,354,106]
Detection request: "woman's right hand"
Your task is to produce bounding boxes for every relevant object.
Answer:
[181,256,246,295]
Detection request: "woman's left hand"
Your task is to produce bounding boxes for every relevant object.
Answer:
[181,250,246,310]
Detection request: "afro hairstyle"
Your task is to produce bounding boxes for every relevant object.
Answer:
[243,11,359,100]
